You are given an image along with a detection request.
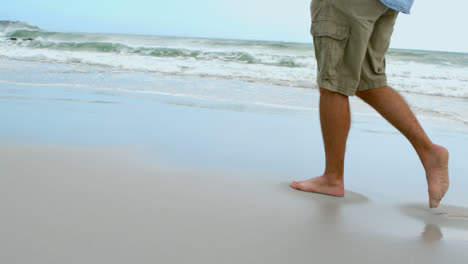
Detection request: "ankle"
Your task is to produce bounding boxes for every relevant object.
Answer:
[420,144,448,170]
[417,143,435,167]
[321,173,344,186]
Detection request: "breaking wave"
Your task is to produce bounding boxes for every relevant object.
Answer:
[1,21,467,98]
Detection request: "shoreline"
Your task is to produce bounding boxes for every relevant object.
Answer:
[1,71,467,203]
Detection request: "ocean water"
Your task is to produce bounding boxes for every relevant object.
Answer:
[1,21,468,127]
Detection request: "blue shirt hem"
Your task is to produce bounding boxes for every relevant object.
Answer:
[379,0,414,14]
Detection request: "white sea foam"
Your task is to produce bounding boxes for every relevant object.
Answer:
[1,21,467,127]
[2,30,467,99]
[0,80,89,87]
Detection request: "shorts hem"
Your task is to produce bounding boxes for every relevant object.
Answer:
[317,79,355,97]
[357,77,388,91]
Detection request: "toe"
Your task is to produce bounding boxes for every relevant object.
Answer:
[430,198,440,209]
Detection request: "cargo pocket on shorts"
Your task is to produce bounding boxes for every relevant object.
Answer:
[311,19,350,80]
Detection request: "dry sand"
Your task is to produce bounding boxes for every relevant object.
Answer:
[1,141,467,264]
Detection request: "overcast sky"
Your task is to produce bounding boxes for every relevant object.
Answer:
[2,0,467,53]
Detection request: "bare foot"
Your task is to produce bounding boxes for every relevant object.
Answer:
[290,175,344,197]
[424,144,449,208]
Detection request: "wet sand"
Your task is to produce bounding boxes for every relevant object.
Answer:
[1,63,468,263]
[1,141,468,264]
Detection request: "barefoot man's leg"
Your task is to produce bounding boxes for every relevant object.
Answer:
[290,88,349,197]
[356,87,449,208]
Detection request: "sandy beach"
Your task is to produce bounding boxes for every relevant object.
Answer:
[1,140,468,263]
[1,57,468,263]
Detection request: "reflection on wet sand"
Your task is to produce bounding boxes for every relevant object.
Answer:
[401,203,468,242]
[421,224,443,242]
[287,185,468,244]
[312,190,370,230]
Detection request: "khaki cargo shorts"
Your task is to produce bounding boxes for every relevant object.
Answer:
[310,0,398,96]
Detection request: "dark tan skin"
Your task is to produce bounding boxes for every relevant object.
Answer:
[291,86,449,208]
